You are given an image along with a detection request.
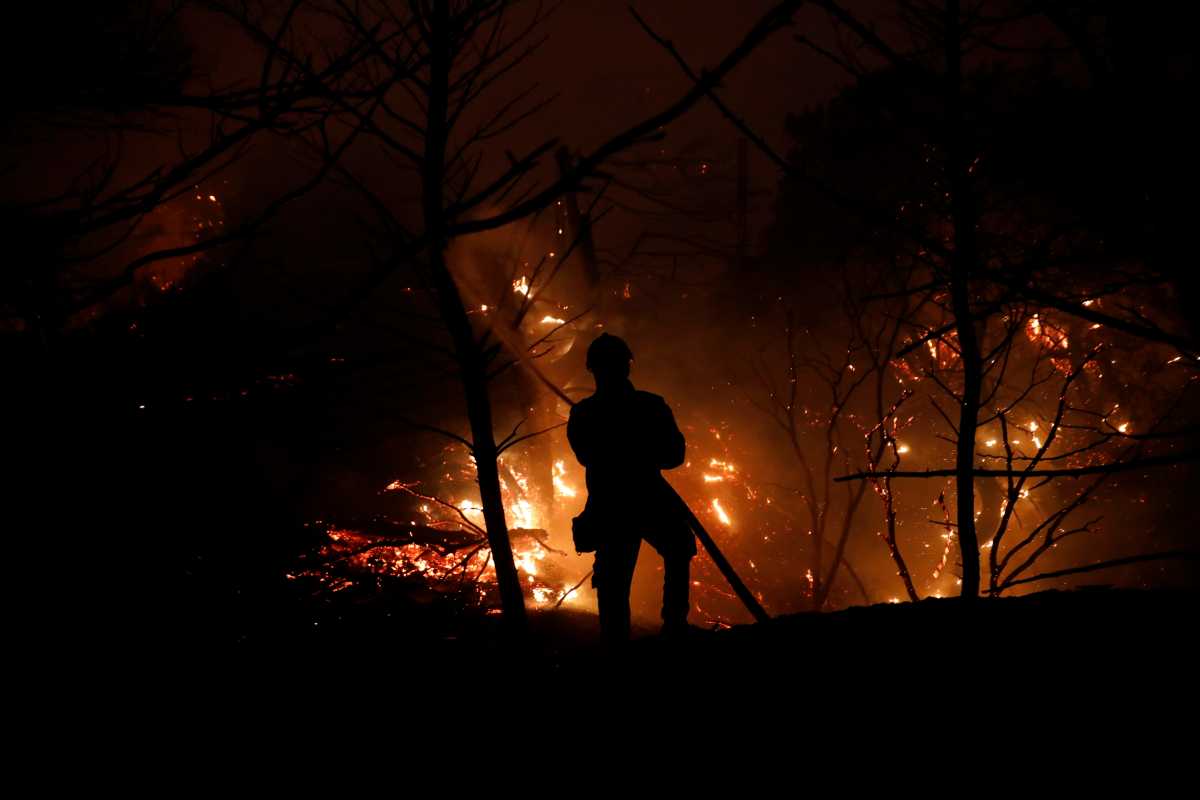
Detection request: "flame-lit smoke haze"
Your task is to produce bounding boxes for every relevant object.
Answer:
[289,201,1198,626]
[7,2,1196,635]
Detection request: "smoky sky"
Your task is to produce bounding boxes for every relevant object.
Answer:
[165,0,860,246]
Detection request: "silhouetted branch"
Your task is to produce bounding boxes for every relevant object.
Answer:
[997,551,1200,590]
[835,449,1200,481]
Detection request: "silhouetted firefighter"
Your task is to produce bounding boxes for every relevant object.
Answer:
[567,333,696,644]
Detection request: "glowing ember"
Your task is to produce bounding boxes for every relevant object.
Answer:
[508,497,537,530]
[541,315,566,325]
[458,499,484,526]
[711,498,732,526]
[513,276,530,295]
[552,460,576,498]
[1026,314,1070,351]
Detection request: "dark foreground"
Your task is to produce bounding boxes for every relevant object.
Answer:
[51,587,1196,723]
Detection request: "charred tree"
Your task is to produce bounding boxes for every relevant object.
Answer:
[943,0,983,599]
[420,2,526,629]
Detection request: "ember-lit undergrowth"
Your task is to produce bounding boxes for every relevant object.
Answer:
[289,416,785,628]
[284,285,1200,630]
[287,286,1200,630]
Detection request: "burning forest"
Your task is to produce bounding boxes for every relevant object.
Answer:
[6,0,1199,708]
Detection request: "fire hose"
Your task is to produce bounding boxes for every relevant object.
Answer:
[662,476,771,624]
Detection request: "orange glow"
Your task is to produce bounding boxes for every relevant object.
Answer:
[1027,314,1070,352]
[552,460,576,498]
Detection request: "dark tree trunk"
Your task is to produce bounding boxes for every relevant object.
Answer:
[422,2,526,632]
[513,365,556,525]
[945,0,982,599]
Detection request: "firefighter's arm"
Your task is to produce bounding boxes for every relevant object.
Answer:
[566,404,592,467]
[656,398,686,470]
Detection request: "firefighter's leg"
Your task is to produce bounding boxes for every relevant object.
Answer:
[661,550,693,632]
[596,535,640,645]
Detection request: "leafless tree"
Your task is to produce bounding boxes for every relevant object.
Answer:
[221,0,805,632]
[644,0,1200,600]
